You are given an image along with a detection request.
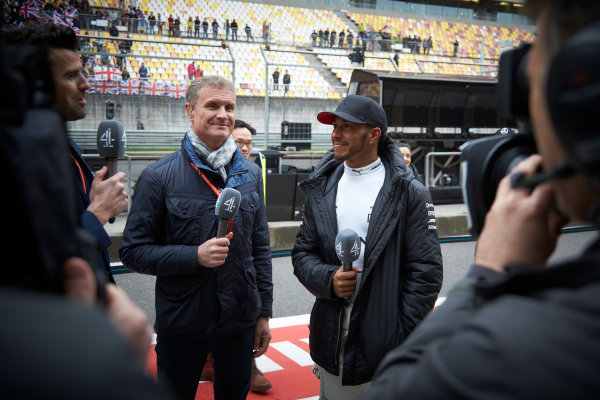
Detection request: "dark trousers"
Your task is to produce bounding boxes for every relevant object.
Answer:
[156,325,254,400]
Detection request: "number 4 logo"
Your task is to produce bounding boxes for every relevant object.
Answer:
[99,128,113,148]
[224,196,236,212]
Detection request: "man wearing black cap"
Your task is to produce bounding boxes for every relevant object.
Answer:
[292,95,443,399]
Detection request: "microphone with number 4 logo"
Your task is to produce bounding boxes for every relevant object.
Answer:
[215,187,241,238]
[335,228,361,272]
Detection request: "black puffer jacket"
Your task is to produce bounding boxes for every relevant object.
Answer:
[120,136,272,338]
[292,137,443,385]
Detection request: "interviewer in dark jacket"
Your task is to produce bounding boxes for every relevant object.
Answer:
[120,76,273,400]
[292,95,443,399]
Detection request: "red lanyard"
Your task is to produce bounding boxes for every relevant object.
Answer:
[189,162,234,235]
[71,154,87,195]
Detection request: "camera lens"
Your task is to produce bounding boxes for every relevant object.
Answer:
[483,135,536,206]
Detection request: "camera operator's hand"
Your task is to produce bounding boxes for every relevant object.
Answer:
[88,166,128,225]
[475,155,568,272]
[63,257,152,363]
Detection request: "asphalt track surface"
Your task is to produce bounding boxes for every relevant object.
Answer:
[116,229,597,400]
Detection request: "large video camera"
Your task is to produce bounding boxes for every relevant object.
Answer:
[461,44,536,237]
[0,44,105,299]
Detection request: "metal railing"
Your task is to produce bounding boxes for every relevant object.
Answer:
[424,151,461,188]
[69,129,334,151]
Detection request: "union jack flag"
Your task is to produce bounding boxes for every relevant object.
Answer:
[164,82,187,99]
[119,79,141,95]
[87,78,96,94]
[103,80,119,95]
[140,80,165,96]
[19,3,42,19]
[54,11,68,26]
[28,0,44,9]
[94,80,119,95]
[64,7,78,20]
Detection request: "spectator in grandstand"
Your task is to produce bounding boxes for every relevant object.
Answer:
[109,23,119,37]
[120,75,273,400]
[364,1,600,398]
[100,45,110,66]
[398,143,423,184]
[311,30,317,47]
[245,24,253,42]
[292,94,442,399]
[157,13,164,35]
[188,61,196,81]
[121,67,130,81]
[416,35,422,54]
[174,16,181,37]
[212,19,219,40]
[231,19,238,41]
[187,16,193,37]
[262,21,269,44]
[338,30,345,48]
[426,36,433,54]
[347,30,354,49]
[453,39,459,57]
[193,16,200,38]
[225,19,230,41]
[330,30,336,48]
[167,14,174,37]
[194,67,203,79]
[317,29,323,47]
[136,116,144,130]
[1,23,129,289]
[202,18,208,39]
[148,11,156,33]
[393,51,399,67]
[324,29,329,48]
[283,70,290,93]
[137,9,146,33]
[272,67,280,90]
[138,62,148,79]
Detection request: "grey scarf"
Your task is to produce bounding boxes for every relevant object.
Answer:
[186,127,237,182]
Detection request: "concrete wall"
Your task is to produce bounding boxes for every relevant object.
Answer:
[67,93,339,136]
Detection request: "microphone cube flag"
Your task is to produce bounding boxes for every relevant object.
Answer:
[215,187,241,220]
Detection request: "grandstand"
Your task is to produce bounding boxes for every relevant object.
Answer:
[70,0,534,102]
[7,0,535,137]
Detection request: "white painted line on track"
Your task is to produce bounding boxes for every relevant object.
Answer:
[270,341,313,366]
[255,355,283,373]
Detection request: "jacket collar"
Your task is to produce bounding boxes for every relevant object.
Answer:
[182,135,250,187]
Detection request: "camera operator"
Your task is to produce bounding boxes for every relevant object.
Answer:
[362,1,600,398]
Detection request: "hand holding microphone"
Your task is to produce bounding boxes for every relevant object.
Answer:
[332,229,361,298]
[96,120,127,224]
[196,188,241,268]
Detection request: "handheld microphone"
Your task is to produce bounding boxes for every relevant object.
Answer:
[215,187,241,238]
[511,162,575,191]
[335,228,361,272]
[96,120,126,178]
[96,120,126,224]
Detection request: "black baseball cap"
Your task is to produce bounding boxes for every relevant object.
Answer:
[317,95,388,134]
